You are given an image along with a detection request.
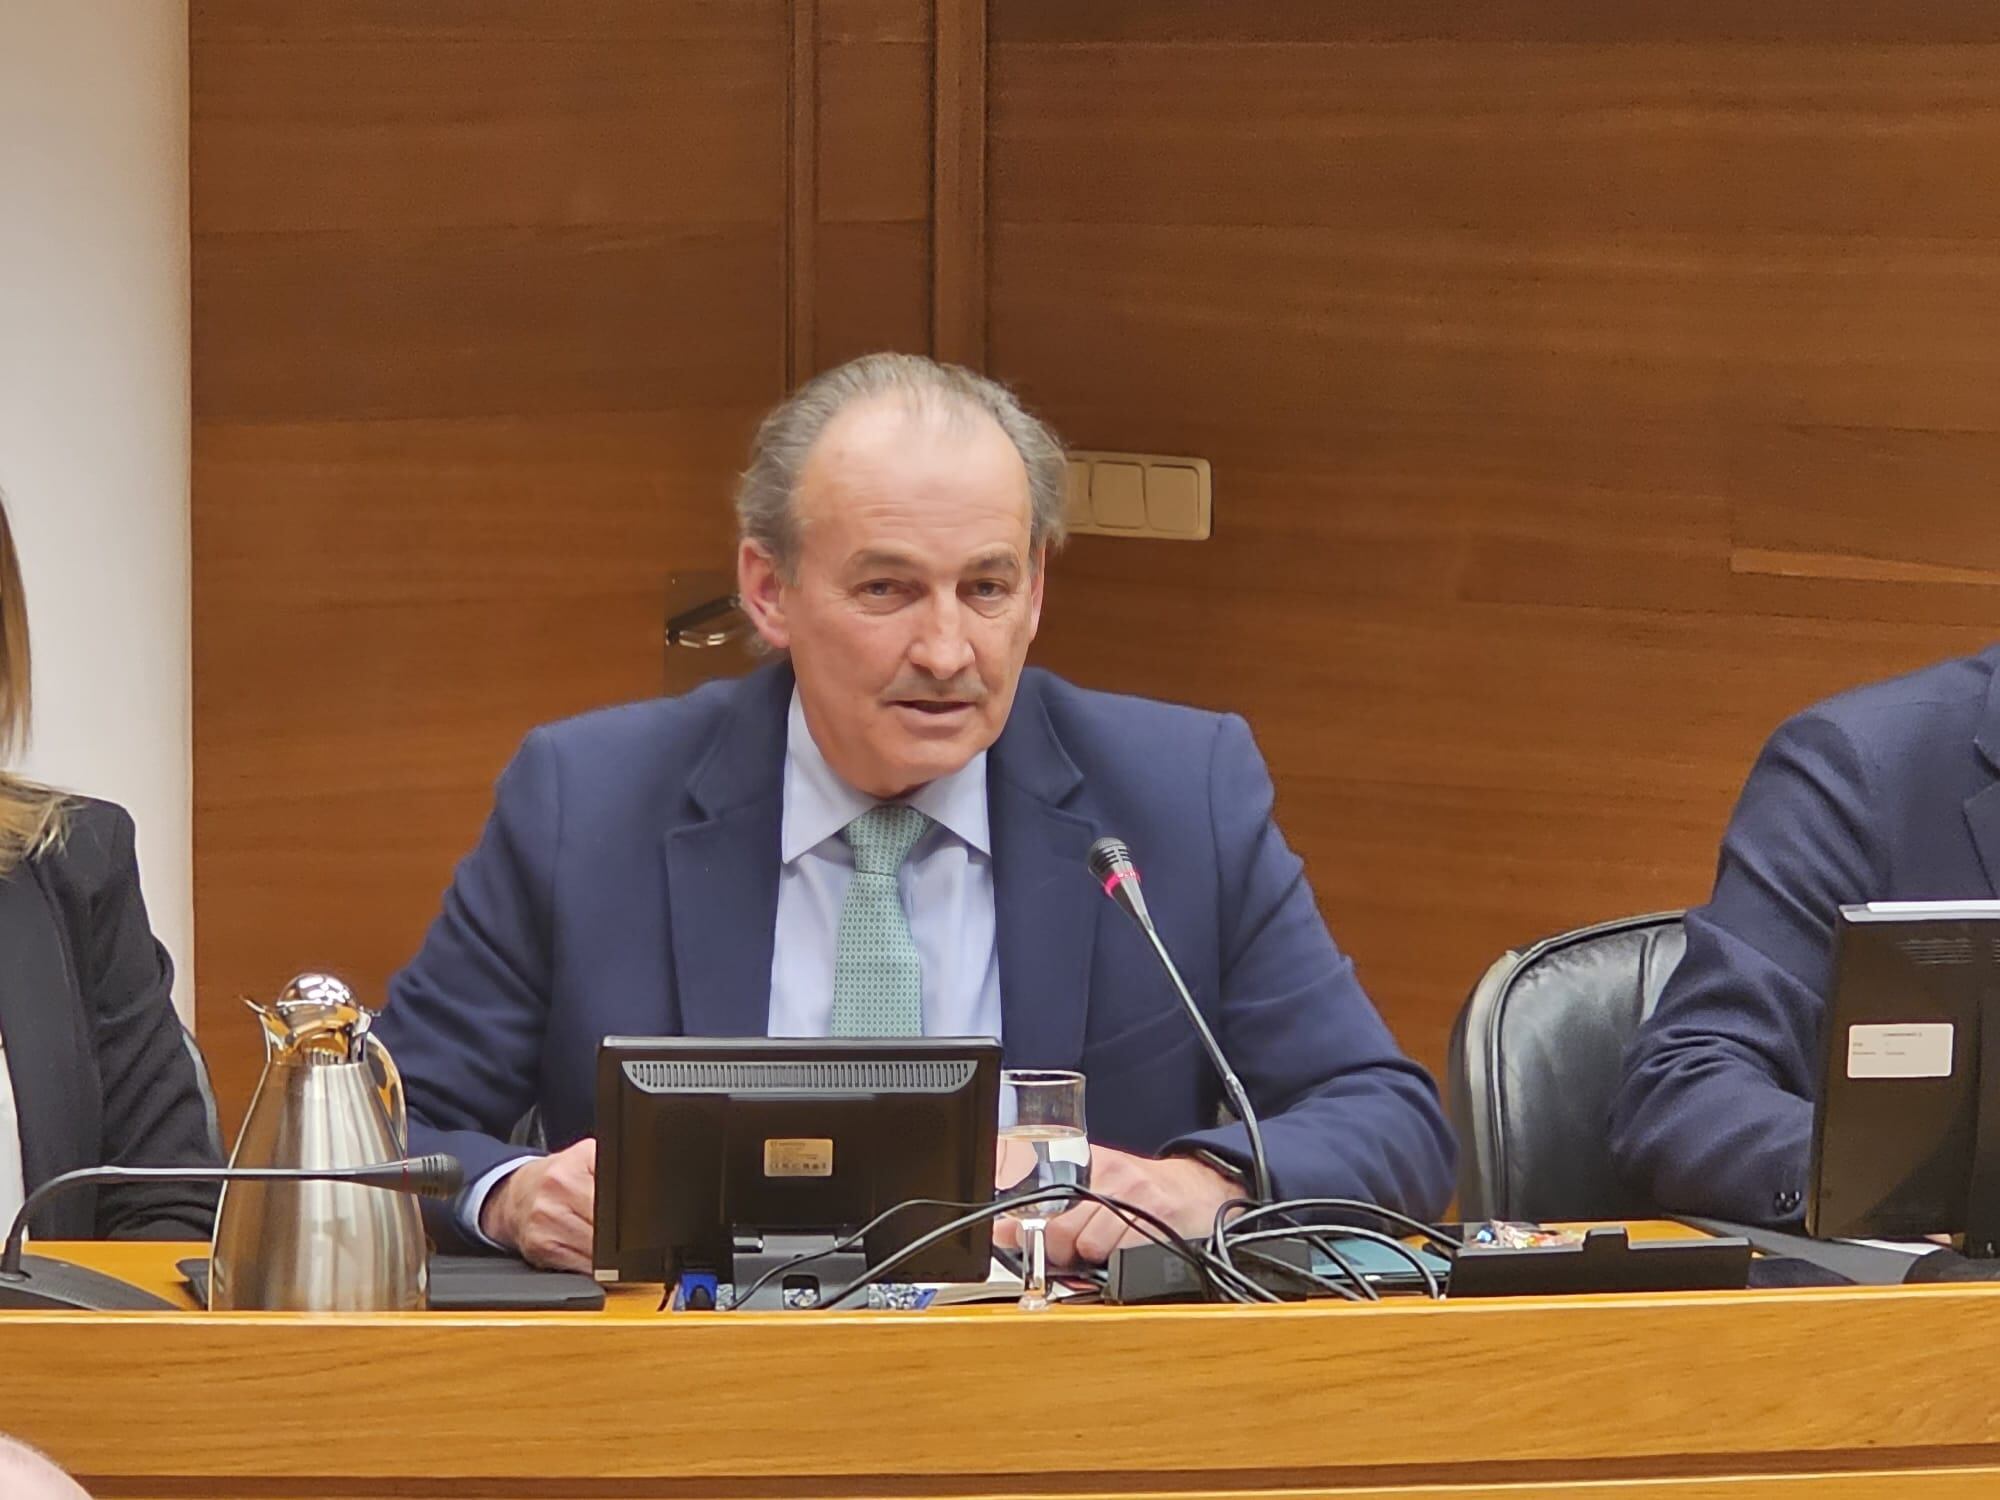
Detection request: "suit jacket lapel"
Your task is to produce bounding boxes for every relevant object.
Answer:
[664,664,792,1038]
[0,864,87,1201]
[989,673,1098,1069]
[1966,652,2000,895]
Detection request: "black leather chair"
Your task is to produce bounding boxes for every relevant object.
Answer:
[509,1105,548,1152]
[179,1025,228,1161]
[1448,911,1686,1223]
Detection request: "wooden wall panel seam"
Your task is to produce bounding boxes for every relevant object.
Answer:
[788,0,821,386]
[931,0,986,367]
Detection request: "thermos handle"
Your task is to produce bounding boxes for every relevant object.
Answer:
[365,1033,408,1152]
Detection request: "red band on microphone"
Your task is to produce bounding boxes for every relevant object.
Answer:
[1101,868,1140,897]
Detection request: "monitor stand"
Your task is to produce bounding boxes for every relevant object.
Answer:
[730,1231,867,1310]
[1963,1003,2000,1261]
[1900,999,2000,1281]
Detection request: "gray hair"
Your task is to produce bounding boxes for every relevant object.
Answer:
[734,353,1067,577]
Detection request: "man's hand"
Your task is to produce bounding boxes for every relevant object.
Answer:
[479,1137,597,1271]
[993,1144,1241,1267]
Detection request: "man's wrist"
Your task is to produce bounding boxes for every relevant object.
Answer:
[1174,1147,1251,1193]
[467,1156,536,1250]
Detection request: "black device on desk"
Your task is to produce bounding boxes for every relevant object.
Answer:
[594,1036,1001,1307]
[177,1255,605,1311]
[1808,902,2000,1258]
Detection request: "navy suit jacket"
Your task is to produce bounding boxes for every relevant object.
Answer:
[1611,643,2000,1225]
[380,665,1453,1246]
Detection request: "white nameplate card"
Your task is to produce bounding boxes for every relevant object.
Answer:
[1846,1022,1955,1080]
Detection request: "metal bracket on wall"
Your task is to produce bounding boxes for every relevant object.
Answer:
[665,593,750,650]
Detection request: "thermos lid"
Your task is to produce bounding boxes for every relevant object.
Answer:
[252,972,377,1063]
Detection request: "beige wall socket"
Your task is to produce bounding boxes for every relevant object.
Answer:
[1062,452,1212,540]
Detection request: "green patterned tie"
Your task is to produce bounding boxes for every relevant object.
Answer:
[830,804,931,1037]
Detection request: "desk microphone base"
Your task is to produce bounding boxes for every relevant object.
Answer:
[0,1254,178,1311]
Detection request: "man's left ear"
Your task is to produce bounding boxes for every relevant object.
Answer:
[737,538,791,652]
[1027,545,1047,637]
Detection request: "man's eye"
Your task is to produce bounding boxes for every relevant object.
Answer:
[859,580,901,598]
[969,579,1009,600]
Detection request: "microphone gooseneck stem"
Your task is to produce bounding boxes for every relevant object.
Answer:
[0,1158,463,1280]
[1133,916,1276,1205]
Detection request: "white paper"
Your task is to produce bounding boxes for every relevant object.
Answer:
[1846,1022,1955,1080]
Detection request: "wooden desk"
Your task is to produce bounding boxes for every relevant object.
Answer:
[3,1239,1999,1498]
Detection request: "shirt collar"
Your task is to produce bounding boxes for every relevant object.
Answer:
[780,689,991,864]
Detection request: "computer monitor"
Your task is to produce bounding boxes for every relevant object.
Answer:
[594,1036,1002,1302]
[1808,901,2000,1254]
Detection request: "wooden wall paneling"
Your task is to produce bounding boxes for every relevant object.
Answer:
[191,1,792,1126]
[191,0,2000,1126]
[930,0,985,366]
[987,10,2000,1076]
[787,0,819,383]
[813,0,934,369]
[993,0,2000,46]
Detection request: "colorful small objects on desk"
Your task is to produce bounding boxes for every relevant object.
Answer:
[1468,1222,1586,1250]
[668,1278,938,1311]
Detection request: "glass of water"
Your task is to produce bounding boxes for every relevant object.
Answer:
[996,1069,1090,1311]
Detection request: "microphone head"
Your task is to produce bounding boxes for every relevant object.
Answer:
[1087,836,1134,883]
[409,1154,466,1197]
[348,1154,466,1197]
[1087,835,1152,929]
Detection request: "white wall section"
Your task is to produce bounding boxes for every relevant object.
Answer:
[0,2,193,1020]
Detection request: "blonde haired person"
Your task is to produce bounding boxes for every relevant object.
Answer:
[0,495,219,1239]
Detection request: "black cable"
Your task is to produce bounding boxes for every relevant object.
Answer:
[1019,1186,1275,1304]
[1227,1198,1462,1253]
[1208,1200,1384,1304]
[730,1186,1235,1311]
[1210,1197,1384,1303]
[818,1186,1272,1309]
[1243,1229,1379,1303]
[726,1195,984,1310]
[975,1188,1275,1307]
[1213,1197,1457,1301]
[1298,1240,1377,1302]
[993,1243,1108,1296]
[1222,1203,1452,1300]
[1229,1244,1366,1302]
[1224,1224,1442,1300]
[719,1189,1439,1314]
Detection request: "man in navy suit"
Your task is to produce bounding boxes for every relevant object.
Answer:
[1611,644,2000,1225]
[379,353,1453,1270]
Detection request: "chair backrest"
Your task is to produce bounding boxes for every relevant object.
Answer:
[179,1025,227,1162]
[1448,911,1686,1223]
[509,1104,549,1151]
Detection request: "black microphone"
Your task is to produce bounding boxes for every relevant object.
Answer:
[1087,836,1273,1204]
[0,1154,464,1310]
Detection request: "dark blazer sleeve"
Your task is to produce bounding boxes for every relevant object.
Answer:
[377,730,561,1247]
[62,803,222,1238]
[1163,715,1456,1219]
[1609,712,1883,1225]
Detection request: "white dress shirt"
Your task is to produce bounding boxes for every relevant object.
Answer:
[768,688,1002,1042]
[459,689,1004,1243]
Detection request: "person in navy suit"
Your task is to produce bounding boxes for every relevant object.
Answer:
[1611,644,2000,1225]
[379,353,1453,1270]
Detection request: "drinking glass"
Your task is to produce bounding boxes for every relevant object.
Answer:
[996,1069,1090,1311]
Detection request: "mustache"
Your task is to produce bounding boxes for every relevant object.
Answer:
[883,676,986,703]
